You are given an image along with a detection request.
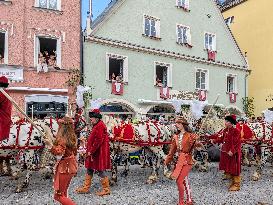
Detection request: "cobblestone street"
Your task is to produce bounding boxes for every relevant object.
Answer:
[0,163,272,205]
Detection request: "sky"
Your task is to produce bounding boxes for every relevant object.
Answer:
[81,0,227,28]
[81,0,111,28]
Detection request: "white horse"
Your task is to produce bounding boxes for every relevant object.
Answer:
[0,118,57,192]
[246,122,273,181]
[103,115,173,184]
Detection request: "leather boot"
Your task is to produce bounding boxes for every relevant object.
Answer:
[229,175,234,188]
[96,176,111,196]
[75,174,92,194]
[229,176,241,191]
[222,173,232,180]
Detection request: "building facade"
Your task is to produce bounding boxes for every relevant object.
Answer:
[0,0,81,117]
[84,0,249,118]
[220,0,273,116]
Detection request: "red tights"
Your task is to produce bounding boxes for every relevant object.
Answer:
[176,165,192,205]
[54,174,76,205]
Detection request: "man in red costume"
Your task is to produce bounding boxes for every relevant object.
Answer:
[75,109,111,196]
[212,115,241,191]
[0,76,12,142]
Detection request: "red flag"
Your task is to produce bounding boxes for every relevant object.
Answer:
[112,82,124,95]
[199,90,207,101]
[160,87,170,99]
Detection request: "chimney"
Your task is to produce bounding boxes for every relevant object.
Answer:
[86,0,92,35]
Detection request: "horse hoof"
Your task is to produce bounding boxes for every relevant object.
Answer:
[146,179,153,184]
[15,187,22,193]
[252,176,259,181]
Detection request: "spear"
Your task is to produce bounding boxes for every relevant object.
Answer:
[198,94,220,132]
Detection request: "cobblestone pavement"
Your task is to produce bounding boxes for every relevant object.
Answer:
[0,163,273,205]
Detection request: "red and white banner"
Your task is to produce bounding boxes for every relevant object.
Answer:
[199,90,207,101]
[160,86,170,99]
[229,92,236,103]
[207,50,216,61]
[112,82,124,95]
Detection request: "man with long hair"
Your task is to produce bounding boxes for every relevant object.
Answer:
[44,116,78,205]
[75,109,111,196]
[0,76,12,142]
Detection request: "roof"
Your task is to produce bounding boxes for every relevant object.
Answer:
[219,0,248,12]
[91,0,120,29]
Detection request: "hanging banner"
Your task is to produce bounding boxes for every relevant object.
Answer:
[112,82,124,95]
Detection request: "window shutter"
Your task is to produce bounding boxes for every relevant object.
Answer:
[57,0,61,10]
[143,16,151,36]
[106,54,110,81]
[154,63,157,86]
[4,31,8,64]
[212,35,217,51]
[195,71,200,89]
[177,26,182,43]
[56,38,61,68]
[176,0,179,6]
[186,28,191,45]
[204,33,208,50]
[123,57,129,83]
[155,20,160,38]
[185,0,190,10]
[167,64,173,87]
[35,36,40,66]
[35,0,39,7]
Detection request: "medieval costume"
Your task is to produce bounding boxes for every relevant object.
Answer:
[213,115,241,191]
[47,116,78,205]
[165,117,202,205]
[0,76,12,142]
[76,109,111,196]
[236,118,253,140]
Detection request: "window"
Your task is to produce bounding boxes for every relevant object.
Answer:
[227,74,237,93]
[154,62,172,87]
[176,0,190,11]
[177,24,191,46]
[225,16,234,26]
[0,31,7,64]
[35,0,61,10]
[143,15,160,38]
[195,69,209,90]
[106,53,128,83]
[204,33,216,51]
[25,95,68,118]
[35,36,61,72]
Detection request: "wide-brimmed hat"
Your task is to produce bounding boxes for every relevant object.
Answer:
[225,115,237,125]
[89,108,102,119]
[175,116,189,125]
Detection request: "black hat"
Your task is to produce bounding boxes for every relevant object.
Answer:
[89,109,102,119]
[225,115,237,125]
[0,76,9,88]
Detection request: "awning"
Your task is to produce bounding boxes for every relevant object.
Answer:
[8,87,68,93]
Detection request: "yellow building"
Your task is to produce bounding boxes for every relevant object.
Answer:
[220,0,273,116]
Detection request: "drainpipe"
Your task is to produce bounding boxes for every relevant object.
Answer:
[244,52,250,99]
[80,0,83,84]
